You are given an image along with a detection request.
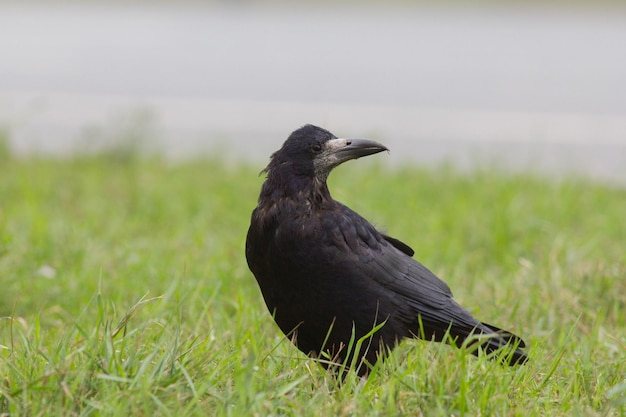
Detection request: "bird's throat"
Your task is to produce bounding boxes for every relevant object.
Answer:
[260,174,332,210]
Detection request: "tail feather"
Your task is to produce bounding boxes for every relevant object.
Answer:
[481,321,526,347]
[409,309,528,365]
[471,322,528,365]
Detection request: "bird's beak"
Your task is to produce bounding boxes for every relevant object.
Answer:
[325,138,389,164]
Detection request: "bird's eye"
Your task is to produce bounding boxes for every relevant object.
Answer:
[310,143,323,154]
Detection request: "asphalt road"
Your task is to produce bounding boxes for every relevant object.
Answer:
[1,3,625,182]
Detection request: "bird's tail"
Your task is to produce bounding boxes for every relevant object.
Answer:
[465,322,528,365]
[413,308,528,365]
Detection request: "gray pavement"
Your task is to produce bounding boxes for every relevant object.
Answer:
[1,3,625,182]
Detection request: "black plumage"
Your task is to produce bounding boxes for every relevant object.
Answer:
[245,124,527,376]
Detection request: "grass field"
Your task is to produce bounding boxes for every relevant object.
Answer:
[0,145,624,416]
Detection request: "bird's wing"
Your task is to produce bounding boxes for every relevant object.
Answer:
[331,204,452,307]
[380,233,414,256]
[361,239,453,309]
[329,206,483,331]
[359,239,487,332]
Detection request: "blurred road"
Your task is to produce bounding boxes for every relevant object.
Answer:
[1,3,625,181]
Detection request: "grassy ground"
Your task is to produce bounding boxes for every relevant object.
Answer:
[0,147,624,416]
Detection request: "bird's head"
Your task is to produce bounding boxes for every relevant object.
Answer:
[264,124,388,184]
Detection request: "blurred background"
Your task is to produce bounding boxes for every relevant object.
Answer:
[1,1,625,182]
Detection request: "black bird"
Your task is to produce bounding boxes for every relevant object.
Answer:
[246,124,527,376]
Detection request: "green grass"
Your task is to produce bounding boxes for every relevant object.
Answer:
[0,150,624,416]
